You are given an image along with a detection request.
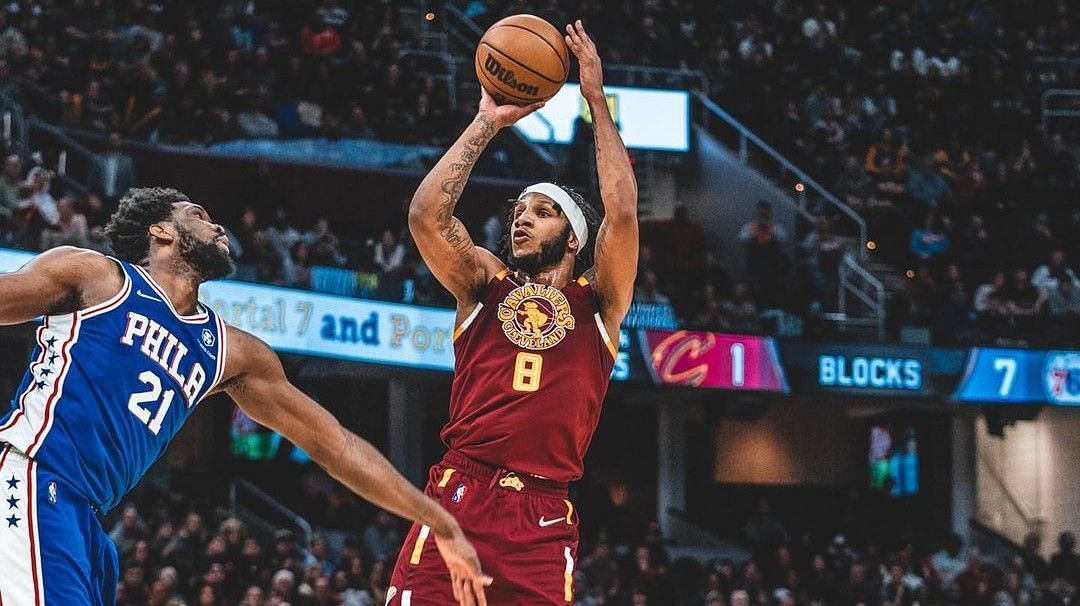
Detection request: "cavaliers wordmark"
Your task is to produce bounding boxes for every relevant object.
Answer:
[497,283,576,350]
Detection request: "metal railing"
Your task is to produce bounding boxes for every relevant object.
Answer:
[399,49,459,110]
[692,91,868,256]
[230,479,313,546]
[837,252,887,341]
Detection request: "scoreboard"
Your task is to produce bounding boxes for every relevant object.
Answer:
[953,348,1080,406]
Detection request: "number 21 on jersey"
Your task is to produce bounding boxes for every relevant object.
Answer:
[512,352,543,392]
[128,371,175,435]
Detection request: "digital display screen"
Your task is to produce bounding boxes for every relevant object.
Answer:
[869,424,919,497]
[639,330,788,392]
[514,83,691,152]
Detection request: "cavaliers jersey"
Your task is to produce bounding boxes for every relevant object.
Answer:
[441,270,616,482]
[0,257,228,512]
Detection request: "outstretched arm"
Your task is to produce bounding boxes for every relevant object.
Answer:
[566,21,639,332]
[407,90,543,308]
[222,327,491,605]
[0,246,122,325]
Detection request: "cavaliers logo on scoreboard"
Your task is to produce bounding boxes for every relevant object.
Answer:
[497,283,576,350]
[1044,352,1080,405]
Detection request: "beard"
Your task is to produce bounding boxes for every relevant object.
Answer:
[511,224,571,275]
[177,226,234,281]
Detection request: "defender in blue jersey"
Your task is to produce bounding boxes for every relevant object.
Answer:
[0,188,491,606]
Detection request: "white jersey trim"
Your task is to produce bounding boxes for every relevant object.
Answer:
[79,256,132,319]
[207,314,229,396]
[0,313,83,457]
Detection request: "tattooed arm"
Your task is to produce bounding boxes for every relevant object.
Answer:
[566,21,639,336]
[408,89,544,314]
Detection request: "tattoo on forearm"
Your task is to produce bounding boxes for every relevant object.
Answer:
[434,114,498,267]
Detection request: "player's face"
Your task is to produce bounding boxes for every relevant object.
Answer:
[172,202,234,280]
[510,194,574,272]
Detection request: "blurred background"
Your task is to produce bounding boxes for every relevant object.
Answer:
[0,0,1077,604]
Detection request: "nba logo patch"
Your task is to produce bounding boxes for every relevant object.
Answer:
[48,482,57,504]
[451,483,466,503]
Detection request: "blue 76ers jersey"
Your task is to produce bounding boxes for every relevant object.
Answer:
[0,257,228,512]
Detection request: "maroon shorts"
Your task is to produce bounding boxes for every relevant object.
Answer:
[388,450,580,605]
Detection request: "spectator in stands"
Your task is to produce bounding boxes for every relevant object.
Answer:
[955,548,995,605]
[932,534,966,591]
[1032,248,1080,293]
[835,154,874,210]
[0,153,21,235]
[801,5,837,51]
[634,271,672,306]
[270,568,297,604]
[40,195,88,250]
[667,206,707,286]
[1050,532,1080,585]
[361,510,400,565]
[1005,269,1045,318]
[88,130,136,209]
[266,206,301,275]
[110,503,146,556]
[909,212,950,263]
[582,541,621,602]
[284,241,313,288]
[907,156,952,213]
[373,228,405,275]
[721,282,760,333]
[739,201,788,309]
[801,216,846,306]
[14,166,59,246]
[866,129,908,181]
[744,498,788,555]
[367,560,391,605]
[692,283,725,330]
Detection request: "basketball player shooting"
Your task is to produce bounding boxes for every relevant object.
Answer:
[389,21,638,604]
[0,189,490,605]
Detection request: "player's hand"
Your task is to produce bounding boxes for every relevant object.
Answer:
[433,525,492,606]
[565,20,604,103]
[478,87,544,130]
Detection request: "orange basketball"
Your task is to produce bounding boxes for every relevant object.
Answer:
[474,14,569,105]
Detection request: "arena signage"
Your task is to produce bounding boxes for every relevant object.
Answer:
[199,280,457,371]
[638,330,788,392]
[780,343,931,397]
[514,83,691,152]
[952,348,1080,406]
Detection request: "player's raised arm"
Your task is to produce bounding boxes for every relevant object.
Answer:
[0,246,120,325]
[566,21,639,329]
[407,90,543,306]
[220,327,491,606]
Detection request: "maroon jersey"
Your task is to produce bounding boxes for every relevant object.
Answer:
[442,269,617,482]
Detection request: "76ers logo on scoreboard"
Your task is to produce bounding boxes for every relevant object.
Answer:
[1044,352,1080,405]
[497,283,575,350]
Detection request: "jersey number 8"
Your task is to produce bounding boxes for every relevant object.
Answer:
[512,352,543,392]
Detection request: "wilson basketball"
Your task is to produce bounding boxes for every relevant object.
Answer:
[474,14,569,105]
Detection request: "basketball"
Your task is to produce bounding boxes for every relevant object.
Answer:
[474,14,569,105]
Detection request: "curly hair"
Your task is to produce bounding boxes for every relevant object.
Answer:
[104,187,190,263]
[499,185,604,276]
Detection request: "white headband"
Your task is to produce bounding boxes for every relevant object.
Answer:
[518,182,588,249]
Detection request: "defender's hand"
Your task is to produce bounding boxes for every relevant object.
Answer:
[565,20,604,103]
[478,87,544,130]
[434,526,492,606]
